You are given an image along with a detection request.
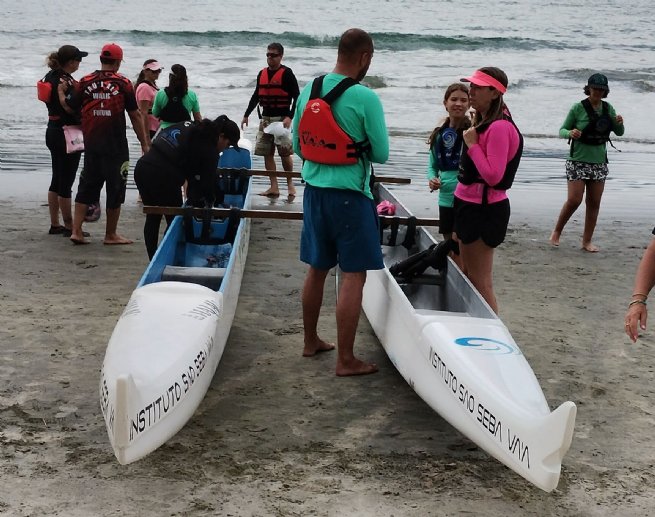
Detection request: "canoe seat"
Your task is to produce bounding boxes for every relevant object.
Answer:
[161,266,226,290]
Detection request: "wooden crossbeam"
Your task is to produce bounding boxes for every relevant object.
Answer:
[143,206,440,227]
[217,168,411,184]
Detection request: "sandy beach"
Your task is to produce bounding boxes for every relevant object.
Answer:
[1,177,654,517]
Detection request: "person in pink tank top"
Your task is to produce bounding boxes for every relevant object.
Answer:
[135,59,163,140]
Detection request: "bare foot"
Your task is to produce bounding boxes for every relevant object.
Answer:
[104,234,133,245]
[258,189,280,198]
[582,242,599,252]
[336,358,378,377]
[70,235,90,245]
[303,339,336,357]
[288,187,297,198]
[70,230,89,244]
[549,231,560,247]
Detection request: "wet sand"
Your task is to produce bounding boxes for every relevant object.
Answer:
[1,178,654,516]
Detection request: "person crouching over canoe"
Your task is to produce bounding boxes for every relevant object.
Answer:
[292,28,390,376]
[134,115,241,259]
[455,67,523,314]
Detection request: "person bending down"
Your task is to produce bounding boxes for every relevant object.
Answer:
[134,116,241,259]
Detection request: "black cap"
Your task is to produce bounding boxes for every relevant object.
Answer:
[58,45,89,63]
[214,115,241,147]
[587,73,609,91]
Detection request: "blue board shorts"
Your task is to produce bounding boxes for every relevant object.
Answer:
[300,184,383,272]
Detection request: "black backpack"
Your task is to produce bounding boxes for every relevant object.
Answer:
[159,87,191,123]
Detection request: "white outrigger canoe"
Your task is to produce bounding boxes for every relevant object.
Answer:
[100,169,252,465]
[362,184,576,492]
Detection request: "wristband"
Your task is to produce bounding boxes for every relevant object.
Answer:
[628,299,647,308]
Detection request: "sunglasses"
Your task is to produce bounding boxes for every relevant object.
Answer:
[266,53,280,58]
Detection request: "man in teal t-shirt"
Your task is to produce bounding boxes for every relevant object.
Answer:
[292,28,389,377]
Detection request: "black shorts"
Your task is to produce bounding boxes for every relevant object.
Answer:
[438,205,455,235]
[454,197,510,248]
[76,149,129,209]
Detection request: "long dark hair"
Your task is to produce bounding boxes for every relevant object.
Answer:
[135,59,160,88]
[471,67,510,128]
[427,83,471,148]
[167,64,189,97]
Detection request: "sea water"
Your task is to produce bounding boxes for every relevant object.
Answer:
[1,0,654,223]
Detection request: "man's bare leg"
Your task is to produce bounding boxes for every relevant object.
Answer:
[335,271,377,376]
[259,154,280,197]
[104,206,133,245]
[70,201,89,244]
[281,154,296,197]
[302,267,336,356]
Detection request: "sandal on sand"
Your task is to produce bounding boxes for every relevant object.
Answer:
[48,225,66,235]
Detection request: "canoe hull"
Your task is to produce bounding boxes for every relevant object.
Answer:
[101,175,251,464]
[362,185,575,491]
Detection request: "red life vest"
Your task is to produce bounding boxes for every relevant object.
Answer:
[257,67,290,110]
[298,75,370,165]
[37,78,52,103]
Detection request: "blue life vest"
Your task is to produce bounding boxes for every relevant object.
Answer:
[432,124,464,171]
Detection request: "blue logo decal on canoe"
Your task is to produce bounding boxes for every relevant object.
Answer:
[454,337,520,355]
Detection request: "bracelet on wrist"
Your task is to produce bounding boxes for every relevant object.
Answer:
[631,293,648,301]
[628,299,647,308]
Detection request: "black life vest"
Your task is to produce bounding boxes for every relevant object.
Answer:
[159,87,191,123]
[297,75,371,165]
[151,121,194,166]
[458,115,523,198]
[431,119,465,171]
[257,67,290,110]
[578,99,612,146]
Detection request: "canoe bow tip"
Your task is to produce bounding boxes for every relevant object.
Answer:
[114,373,135,449]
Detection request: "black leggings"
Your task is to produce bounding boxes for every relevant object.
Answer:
[46,126,81,198]
[134,157,184,259]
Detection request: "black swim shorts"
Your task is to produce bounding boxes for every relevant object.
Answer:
[454,197,510,248]
[438,205,455,236]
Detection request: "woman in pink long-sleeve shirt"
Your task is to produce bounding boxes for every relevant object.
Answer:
[454,67,523,313]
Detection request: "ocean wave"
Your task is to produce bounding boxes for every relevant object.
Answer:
[10,28,565,52]
[362,75,387,89]
[633,80,655,92]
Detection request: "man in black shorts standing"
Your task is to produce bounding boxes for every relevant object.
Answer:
[70,43,149,245]
[241,42,299,198]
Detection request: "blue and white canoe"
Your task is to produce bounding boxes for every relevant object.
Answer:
[362,184,576,492]
[100,164,252,465]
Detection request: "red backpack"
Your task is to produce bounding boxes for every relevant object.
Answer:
[37,75,53,103]
[298,75,370,165]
